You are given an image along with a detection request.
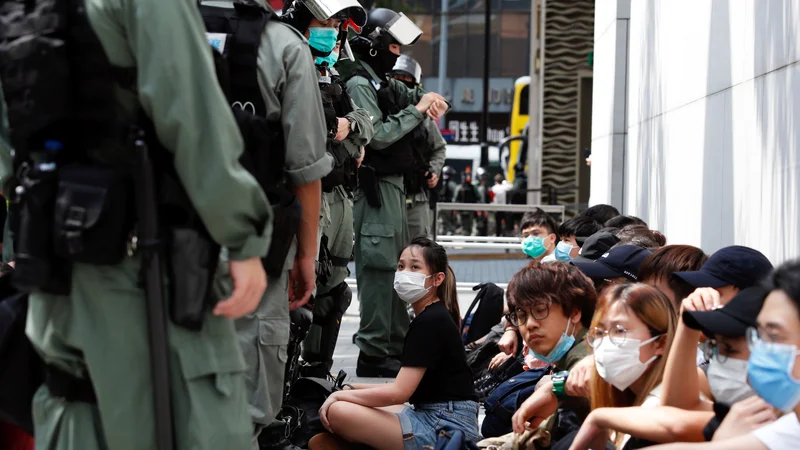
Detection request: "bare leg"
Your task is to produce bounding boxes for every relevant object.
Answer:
[328,401,405,450]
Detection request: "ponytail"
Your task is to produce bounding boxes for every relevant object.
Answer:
[439,265,460,328]
[403,237,461,327]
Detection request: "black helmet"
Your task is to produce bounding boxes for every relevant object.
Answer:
[442,166,456,180]
[350,8,422,53]
[476,167,488,180]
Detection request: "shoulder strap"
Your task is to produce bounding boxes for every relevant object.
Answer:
[461,283,488,333]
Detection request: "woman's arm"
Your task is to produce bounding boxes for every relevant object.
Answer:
[569,406,712,450]
[329,367,425,408]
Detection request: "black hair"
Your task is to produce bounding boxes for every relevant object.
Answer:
[404,237,460,327]
[557,216,603,246]
[605,215,648,229]
[763,259,800,316]
[520,208,560,240]
[582,204,620,225]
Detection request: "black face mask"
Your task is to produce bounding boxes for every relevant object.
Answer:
[378,50,400,77]
[400,80,417,89]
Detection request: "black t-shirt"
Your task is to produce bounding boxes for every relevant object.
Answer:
[702,402,730,441]
[402,301,478,405]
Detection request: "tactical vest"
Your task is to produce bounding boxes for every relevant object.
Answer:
[200,1,300,277]
[346,68,419,176]
[318,68,356,193]
[402,123,431,196]
[200,1,287,198]
[1,0,126,164]
[457,183,478,203]
[0,0,219,301]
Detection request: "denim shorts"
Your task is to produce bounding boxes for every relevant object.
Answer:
[396,400,482,450]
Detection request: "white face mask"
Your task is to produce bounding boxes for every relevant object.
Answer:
[594,335,660,391]
[393,271,432,304]
[707,358,755,405]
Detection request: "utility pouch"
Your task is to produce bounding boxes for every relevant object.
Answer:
[12,163,71,295]
[321,164,348,193]
[358,165,381,208]
[53,165,132,265]
[167,228,221,331]
[263,192,301,277]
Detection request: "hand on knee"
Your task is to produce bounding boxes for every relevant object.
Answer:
[327,400,350,433]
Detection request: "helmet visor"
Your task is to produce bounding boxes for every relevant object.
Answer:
[384,13,422,46]
[300,0,367,29]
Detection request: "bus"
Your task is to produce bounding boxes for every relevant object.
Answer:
[505,76,530,183]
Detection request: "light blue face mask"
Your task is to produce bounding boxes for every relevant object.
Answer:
[307,27,338,54]
[531,320,576,364]
[747,337,800,413]
[521,236,547,259]
[315,51,339,68]
[554,241,575,262]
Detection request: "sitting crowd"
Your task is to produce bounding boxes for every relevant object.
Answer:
[314,204,800,450]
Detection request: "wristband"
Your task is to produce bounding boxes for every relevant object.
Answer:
[552,370,569,399]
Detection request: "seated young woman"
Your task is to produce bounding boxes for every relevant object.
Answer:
[567,283,683,450]
[312,237,480,450]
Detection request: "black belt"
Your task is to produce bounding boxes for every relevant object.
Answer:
[45,364,97,404]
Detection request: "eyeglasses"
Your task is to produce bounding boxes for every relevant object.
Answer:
[700,339,733,363]
[505,303,550,326]
[746,326,800,347]
[587,325,647,348]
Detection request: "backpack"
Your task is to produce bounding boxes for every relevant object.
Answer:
[280,371,352,448]
[461,283,505,346]
[480,367,549,438]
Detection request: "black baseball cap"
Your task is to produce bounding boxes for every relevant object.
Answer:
[572,245,653,282]
[682,286,769,337]
[673,245,773,289]
[572,230,620,263]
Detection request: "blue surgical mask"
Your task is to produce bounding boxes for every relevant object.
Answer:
[522,236,547,258]
[531,320,576,364]
[554,241,575,262]
[747,338,800,413]
[307,27,338,54]
[316,51,339,68]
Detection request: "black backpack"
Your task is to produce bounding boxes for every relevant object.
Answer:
[461,282,505,346]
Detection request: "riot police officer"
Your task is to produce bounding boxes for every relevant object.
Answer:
[280,0,374,379]
[198,0,332,444]
[0,0,271,448]
[454,170,479,235]
[475,167,491,235]
[337,8,450,377]
[389,55,447,240]
[438,165,459,235]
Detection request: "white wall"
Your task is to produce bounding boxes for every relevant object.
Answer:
[591,0,800,264]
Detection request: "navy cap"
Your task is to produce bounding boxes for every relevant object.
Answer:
[572,230,620,263]
[573,245,653,282]
[682,286,769,337]
[674,245,772,289]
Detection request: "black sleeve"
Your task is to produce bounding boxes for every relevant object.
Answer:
[402,317,443,368]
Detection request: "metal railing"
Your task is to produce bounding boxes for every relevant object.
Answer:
[433,202,565,249]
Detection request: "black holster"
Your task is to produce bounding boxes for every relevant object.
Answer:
[358,165,381,208]
[166,228,221,331]
[315,235,332,289]
[321,164,349,193]
[262,192,301,277]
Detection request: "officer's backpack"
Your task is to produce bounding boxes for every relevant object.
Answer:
[199,1,301,276]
